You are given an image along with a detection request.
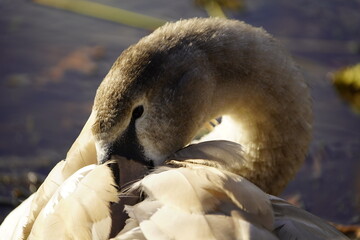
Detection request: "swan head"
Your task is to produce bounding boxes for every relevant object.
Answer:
[92,30,216,166]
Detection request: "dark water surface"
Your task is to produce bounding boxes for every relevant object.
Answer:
[1,0,360,227]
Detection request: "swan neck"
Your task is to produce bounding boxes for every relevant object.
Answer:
[199,61,311,195]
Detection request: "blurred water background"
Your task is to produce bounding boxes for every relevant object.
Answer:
[0,0,360,235]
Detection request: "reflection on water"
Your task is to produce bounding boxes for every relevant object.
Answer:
[0,0,359,232]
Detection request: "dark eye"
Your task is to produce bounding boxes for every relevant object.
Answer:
[132,105,144,120]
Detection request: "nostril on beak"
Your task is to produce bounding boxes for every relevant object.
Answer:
[96,138,154,168]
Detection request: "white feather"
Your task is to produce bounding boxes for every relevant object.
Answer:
[114,141,349,240]
[116,164,276,240]
[0,194,34,240]
[27,164,118,240]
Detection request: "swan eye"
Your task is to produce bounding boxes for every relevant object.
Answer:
[132,105,144,120]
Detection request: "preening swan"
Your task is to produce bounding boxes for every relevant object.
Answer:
[0,18,348,239]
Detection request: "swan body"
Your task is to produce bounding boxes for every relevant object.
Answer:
[115,142,347,240]
[0,18,347,239]
[1,142,348,239]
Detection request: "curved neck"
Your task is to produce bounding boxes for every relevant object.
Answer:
[196,43,312,195]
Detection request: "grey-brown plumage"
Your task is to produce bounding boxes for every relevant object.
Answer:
[92,17,312,195]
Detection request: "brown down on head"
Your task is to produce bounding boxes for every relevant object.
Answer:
[91,17,312,195]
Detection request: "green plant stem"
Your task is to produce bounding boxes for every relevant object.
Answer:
[33,0,167,30]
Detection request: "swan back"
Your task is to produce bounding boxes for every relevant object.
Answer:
[117,166,276,240]
[115,141,348,240]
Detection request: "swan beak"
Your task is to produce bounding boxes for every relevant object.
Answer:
[97,141,151,188]
[96,140,154,168]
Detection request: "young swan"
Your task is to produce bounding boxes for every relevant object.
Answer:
[0,18,314,239]
[92,17,312,195]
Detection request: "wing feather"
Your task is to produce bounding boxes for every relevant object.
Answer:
[0,194,35,240]
[117,165,275,240]
[271,196,349,240]
[28,164,118,240]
